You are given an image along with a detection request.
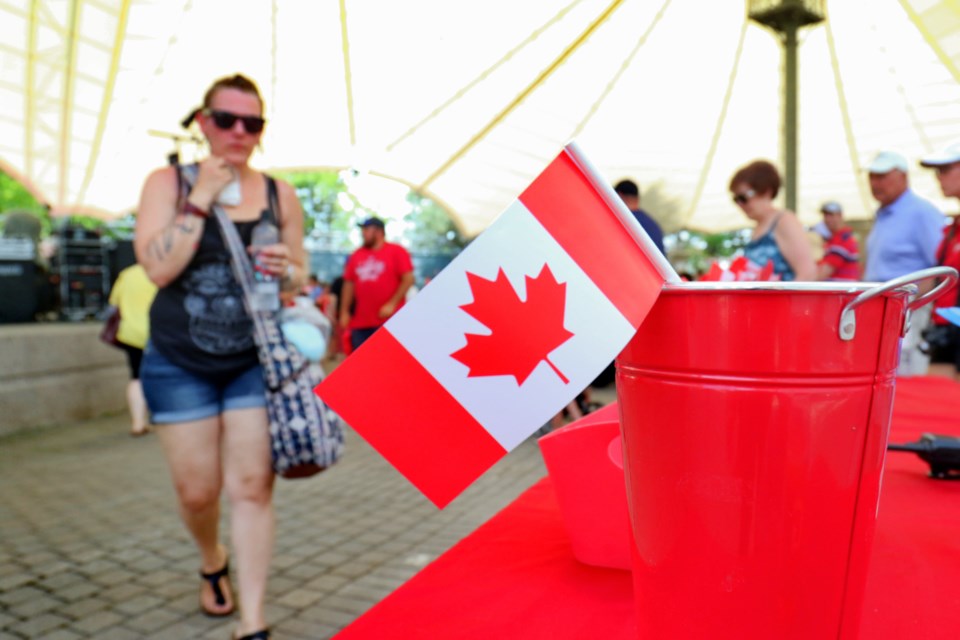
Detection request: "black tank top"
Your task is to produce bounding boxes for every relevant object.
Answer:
[149,168,279,381]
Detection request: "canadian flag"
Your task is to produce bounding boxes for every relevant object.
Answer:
[317,143,678,507]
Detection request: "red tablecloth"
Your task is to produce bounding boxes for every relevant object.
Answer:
[335,377,960,639]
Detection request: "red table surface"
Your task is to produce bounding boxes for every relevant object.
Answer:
[335,377,960,639]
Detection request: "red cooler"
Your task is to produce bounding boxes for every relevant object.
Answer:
[616,269,956,639]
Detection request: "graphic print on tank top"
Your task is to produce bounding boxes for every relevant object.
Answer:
[182,262,254,354]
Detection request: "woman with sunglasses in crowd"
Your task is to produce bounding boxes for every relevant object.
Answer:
[729,159,816,281]
[135,74,305,640]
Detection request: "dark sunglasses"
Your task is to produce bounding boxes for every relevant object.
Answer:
[202,109,265,134]
[732,189,756,205]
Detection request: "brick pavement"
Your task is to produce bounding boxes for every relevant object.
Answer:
[0,385,614,640]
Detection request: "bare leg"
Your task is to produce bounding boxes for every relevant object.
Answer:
[126,379,149,435]
[156,417,234,615]
[222,407,274,635]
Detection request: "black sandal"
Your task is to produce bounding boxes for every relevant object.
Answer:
[199,558,235,617]
[234,630,270,640]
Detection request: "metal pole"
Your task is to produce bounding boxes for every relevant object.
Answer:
[783,21,798,213]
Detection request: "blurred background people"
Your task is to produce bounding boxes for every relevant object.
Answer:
[814,201,860,281]
[280,288,332,367]
[339,217,414,351]
[863,151,945,282]
[324,274,350,361]
[614,179,665,255]
[729,160,816,281]
[107,262,158,436]
[863,150,946,376]
[302,273,324,306]
[919,142,960,381]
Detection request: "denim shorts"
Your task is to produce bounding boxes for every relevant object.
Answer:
[140,343,266,424]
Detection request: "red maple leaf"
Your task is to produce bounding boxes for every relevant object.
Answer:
[450,264,574,385]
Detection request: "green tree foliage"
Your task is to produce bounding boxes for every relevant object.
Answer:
[275,169,466,254]
[274,170,347,238]
[402,192,466,254]
[0,170,51,236]
[666,228,751,278]
[0,171,44,213]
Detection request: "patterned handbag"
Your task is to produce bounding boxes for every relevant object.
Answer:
[199,175,344,478]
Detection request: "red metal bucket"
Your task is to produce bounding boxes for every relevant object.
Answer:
[616,269,956,639]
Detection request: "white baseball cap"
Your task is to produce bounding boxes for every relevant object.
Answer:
[919,141,960,167]
[867,151,909,174]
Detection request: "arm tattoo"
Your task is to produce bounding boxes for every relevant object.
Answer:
[147,240,164,262]
[147,213,201,263]
[147,232,167,261]
[147,227,177,262]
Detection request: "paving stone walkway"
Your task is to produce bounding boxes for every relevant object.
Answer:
[0,400,573,639]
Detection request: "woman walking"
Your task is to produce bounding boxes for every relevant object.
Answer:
[135,74,305,640]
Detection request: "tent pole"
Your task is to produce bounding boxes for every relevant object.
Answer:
[783,22,798,213]
[748,1,826,214]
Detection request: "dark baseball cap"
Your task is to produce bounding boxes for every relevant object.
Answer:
[358,217,385,229]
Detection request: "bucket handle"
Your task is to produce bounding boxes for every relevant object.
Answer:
[838,267,959,341]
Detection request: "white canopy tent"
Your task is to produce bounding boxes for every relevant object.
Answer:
[3,0,960,236]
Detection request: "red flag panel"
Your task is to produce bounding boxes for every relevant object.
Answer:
[520,150,664,328]
[317,328,508,508]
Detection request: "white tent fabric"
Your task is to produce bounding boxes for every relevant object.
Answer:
[3,0,960,235]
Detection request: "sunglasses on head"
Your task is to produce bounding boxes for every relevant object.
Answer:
[732,189,756,205]
[202,109,265,134]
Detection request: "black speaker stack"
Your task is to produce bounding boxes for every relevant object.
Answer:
[0,238,39,324]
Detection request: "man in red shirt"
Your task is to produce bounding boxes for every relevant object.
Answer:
[815,201,861,281]
[339,217,415,350]
[919,142,960,380]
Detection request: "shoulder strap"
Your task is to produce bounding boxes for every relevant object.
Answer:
[769,212,784,232]
[175,164,183,204]
[174,163,194,207]
[208,198,305,390]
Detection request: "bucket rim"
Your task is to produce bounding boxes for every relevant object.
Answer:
[663,280,916,296]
